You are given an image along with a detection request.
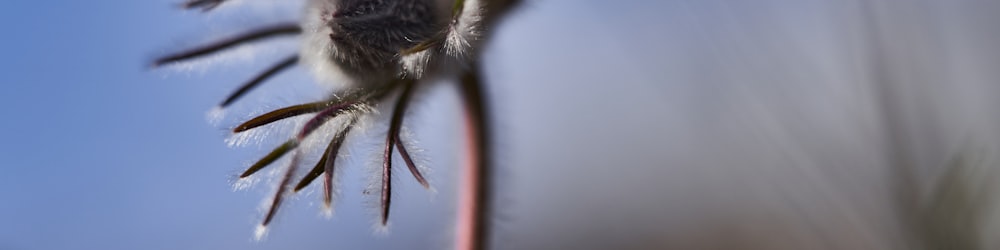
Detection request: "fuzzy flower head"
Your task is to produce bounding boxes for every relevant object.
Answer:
[155,0,494,240]
[301,0,482,87]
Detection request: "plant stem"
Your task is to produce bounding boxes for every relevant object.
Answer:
[456,66,491,250]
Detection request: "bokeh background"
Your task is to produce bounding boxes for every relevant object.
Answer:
[3,0,1000,249]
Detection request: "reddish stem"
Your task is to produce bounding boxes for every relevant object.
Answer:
[456,68,490,250]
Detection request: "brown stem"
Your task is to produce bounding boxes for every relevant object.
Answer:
[456,66,491,250]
